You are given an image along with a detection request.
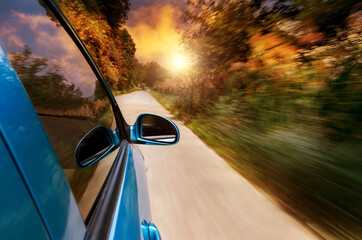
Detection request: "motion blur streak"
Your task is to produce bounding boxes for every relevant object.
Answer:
[150,1,362,239]
[117,90,317,240]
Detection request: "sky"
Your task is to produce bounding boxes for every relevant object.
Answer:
[127,0,187,72]
[0,3,97,97]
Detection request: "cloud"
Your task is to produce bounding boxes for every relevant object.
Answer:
[5,11,96,96]
[126,3,187,71]
[0,23,24,48]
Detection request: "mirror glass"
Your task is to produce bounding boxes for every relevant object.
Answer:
[75,126,113,168]
[140,115,177,143]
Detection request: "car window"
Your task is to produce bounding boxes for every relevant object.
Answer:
[0,0,118,219]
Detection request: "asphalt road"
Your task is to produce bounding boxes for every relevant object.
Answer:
[116,90,317,240]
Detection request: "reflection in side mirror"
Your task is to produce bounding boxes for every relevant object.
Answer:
[141,115,177,143]
[131,114,180,145]
[75,125,116,168]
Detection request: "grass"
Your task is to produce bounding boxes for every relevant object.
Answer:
[151,90,362,240]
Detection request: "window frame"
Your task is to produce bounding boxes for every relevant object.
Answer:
[40,0,133,236]
[43,0,129,142]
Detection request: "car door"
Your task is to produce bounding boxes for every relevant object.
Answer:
[0,0,154,239]
[0,116,51,240]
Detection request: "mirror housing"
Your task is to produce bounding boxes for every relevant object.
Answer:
[75,125,119,168]
[130,113,180,145]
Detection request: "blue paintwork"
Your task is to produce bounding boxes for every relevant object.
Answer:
[130,113,180,145]
[108,144,152,240]
[0,41,162,239]
[149,223,162,240]
[0,132,49,239]
[141,220,151,240]
[0,0,174,238]
[0,45,86,239]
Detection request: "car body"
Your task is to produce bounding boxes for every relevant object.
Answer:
[0,0,178,239]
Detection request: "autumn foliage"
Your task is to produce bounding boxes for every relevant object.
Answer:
[57,0,141,91]
[153,1,362,239]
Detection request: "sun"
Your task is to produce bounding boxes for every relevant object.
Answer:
[172,54,189,71]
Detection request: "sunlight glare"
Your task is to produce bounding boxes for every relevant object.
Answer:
[172,54,189,71]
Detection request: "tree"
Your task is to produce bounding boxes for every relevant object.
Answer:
[10,46,83,110]
[183,0,255,69]
[293,0,360,37]
[141,62,169,87]
[82,0,130,29]
[59,0,140,91]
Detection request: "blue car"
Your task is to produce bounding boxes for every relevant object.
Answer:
[0,0,179,239]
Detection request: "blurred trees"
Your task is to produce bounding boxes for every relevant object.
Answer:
[140,61,169,87]
[153,0,362,238]
[294,0,360,37]
[10,46,83,110]
[179,0,362,132]
[183,0,253,68]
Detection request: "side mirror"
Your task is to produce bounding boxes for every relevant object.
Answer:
[130,113,180,145]
[75,125,118,168]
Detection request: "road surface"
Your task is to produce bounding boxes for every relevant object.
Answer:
[116,90,317,240]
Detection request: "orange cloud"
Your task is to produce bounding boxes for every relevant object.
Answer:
[126,4,186,72]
